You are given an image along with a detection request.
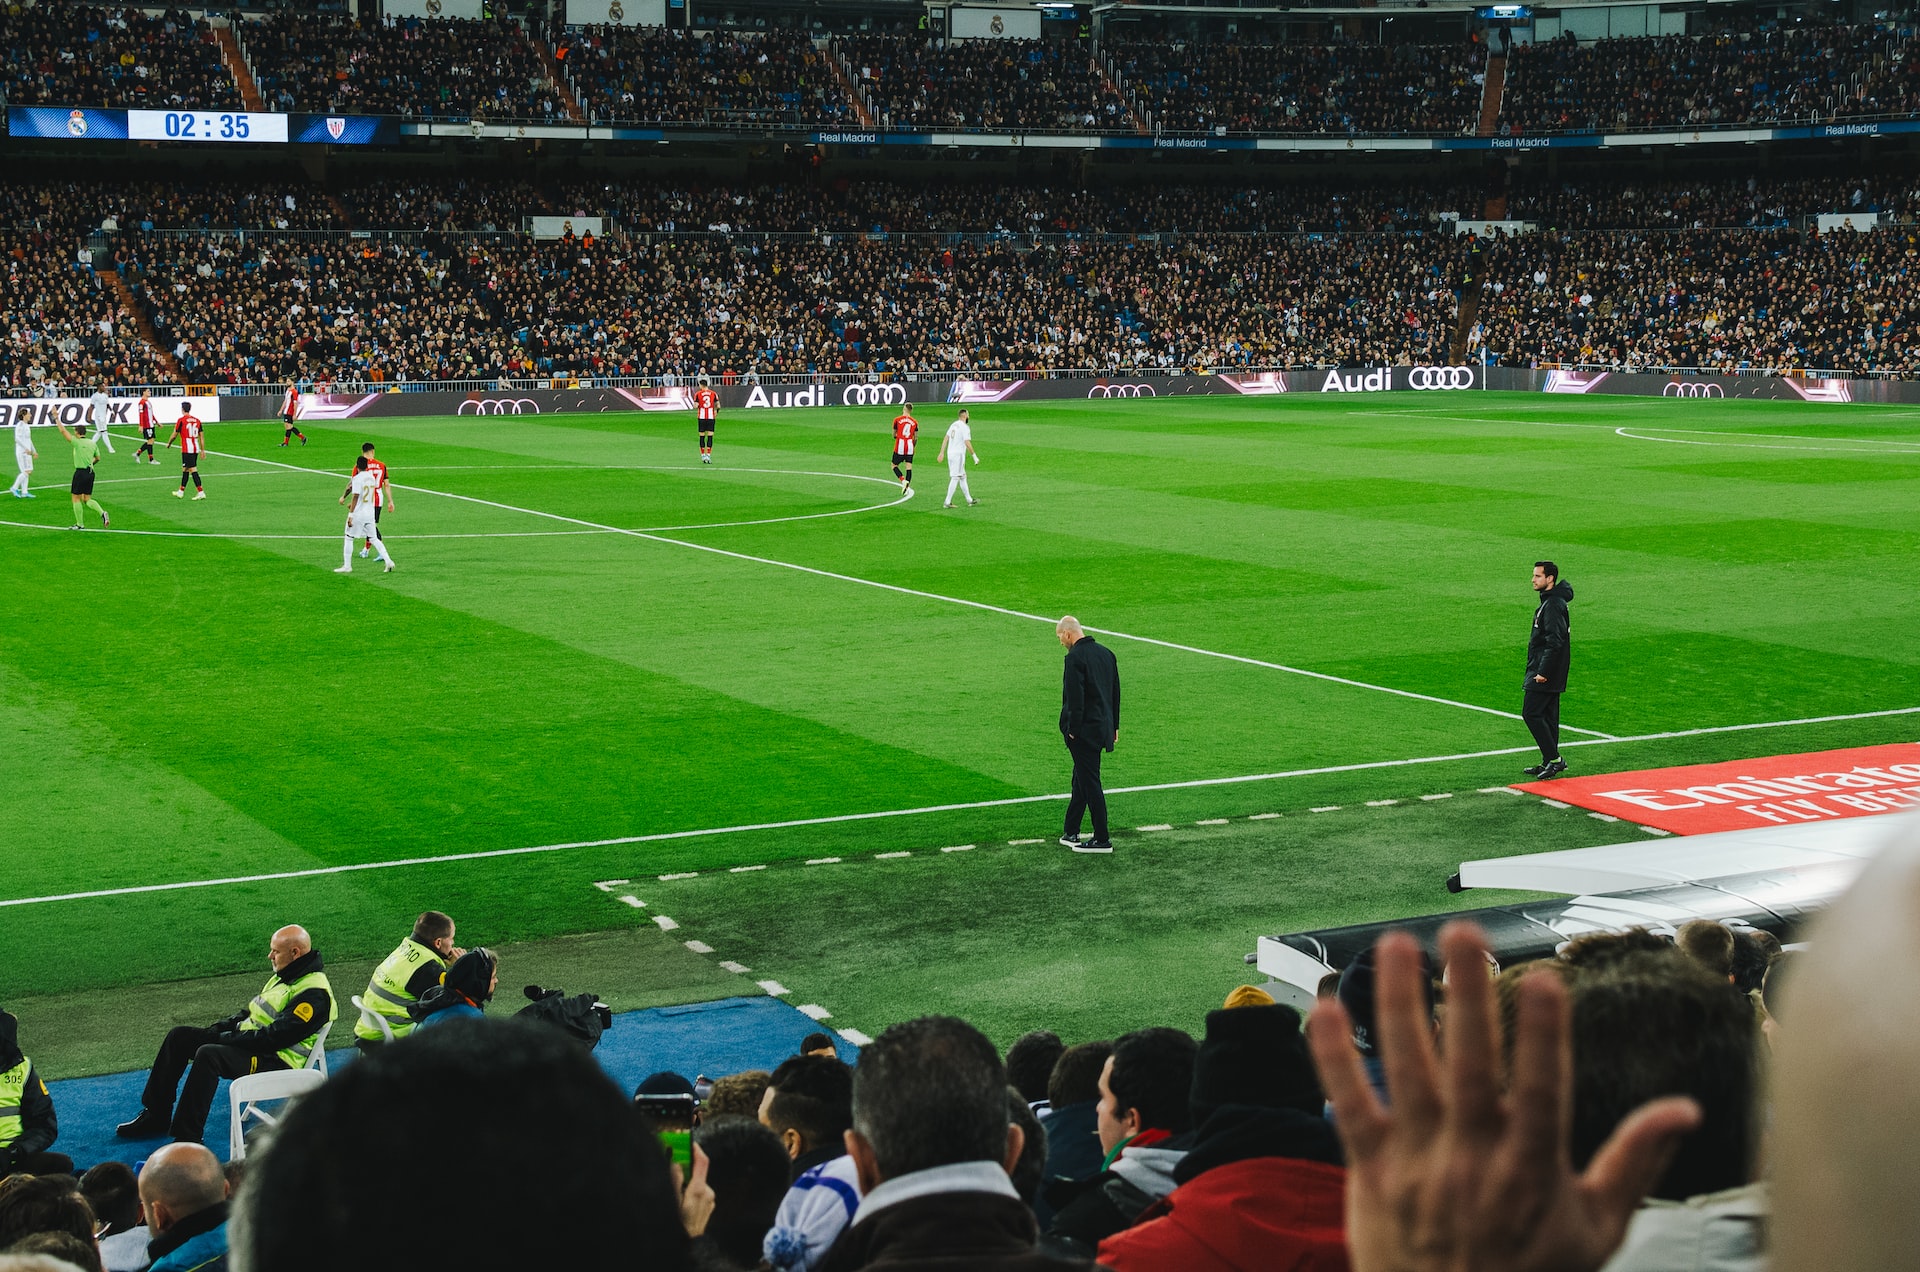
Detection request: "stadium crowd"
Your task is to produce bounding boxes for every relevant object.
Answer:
[242,13,568,120]
[1500,24,1916,133]
[0,6,237,109]
[5,859,1918,1272]
[557,28,853,126]
[1108,38,1485,136]
[842,36,1133,132]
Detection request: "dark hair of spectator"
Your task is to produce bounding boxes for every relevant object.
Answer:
[701,1071,772,1120]
[411,911,454,946]
[1005,1030,1065,1106]
[231,1016,689,1271]
[1677,920,1736,979]
[1762,950,1797,1024]
[224,1157,246,1196]
[691,1115,794,1269]
[765,1054,854,1153]
[5,1230,103,1272]
[1535,560,1560,580]
[0,1177,97,1251]
[851,1015,1009,1180]
[1558,928,1673,970]
[77,1162,141,1234]
[1729,930,1775,995]
[1047,1040,1113,1110]
[1566,948,1758,1201]
[1006,1088,1048,1206]
[1316,971,1343,1000]
[1107,1027,1200,1136]
[799,1032,834,1054]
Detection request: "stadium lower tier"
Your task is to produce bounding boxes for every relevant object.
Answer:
[5,223,1915,387]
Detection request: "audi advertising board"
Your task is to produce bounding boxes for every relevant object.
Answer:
[1521,368,1920,403]
[1316,365,1480,392]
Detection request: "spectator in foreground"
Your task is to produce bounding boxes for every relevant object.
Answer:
[1035,1040,1112,1216]
[0,1009,70,1177]
[0,1177,95,1255]
[1759,951,1795,1052]
[702,1071,773,1121]
[4,1233,99,1272]
[410,947,497,1031]
[760,1055,858,1272]
[75,1165,145,1272]
[1772,821,1920,1272]
[1306,924,1701,1272]
[0,1253,93,1272]
[1098,1003,1346,1270]
[1006,1032,1065,1117]
[1044,1027,1196,1257]
[138,1144,227,1272]
[230,1017,689,1270]
[1006,1093,1048,1209]
[689,1117,792,1271]
[1675,920,1735,982]
[819,1015,1094,1271]
[799,1034,839,1058]
[1337,943,1436,1100]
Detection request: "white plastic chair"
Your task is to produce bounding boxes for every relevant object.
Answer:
[302,1019,333,1075]
[352,994,396,1044]
[228,1068,325,1160]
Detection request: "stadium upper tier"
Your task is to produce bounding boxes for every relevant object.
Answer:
[4,18,1917,135]
[3,174,1913,389]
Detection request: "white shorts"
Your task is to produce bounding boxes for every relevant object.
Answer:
[14,449,31,473]
[347,513,378,539]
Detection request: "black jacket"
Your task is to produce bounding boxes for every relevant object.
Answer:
[819,1190,1101,1272]
[1525,579,1573,693]
[1060,637,1120,751]
[0,1009,58,1165]
[212,950,333,1057]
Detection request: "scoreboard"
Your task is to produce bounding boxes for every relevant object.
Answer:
[8,106,397,145]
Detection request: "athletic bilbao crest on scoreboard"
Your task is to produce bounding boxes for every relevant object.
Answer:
[327,117,347,140]
[1515,744,1920,834]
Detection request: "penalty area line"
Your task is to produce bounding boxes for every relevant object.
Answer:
[5,702,1914,910]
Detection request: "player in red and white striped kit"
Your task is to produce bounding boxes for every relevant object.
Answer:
[167,402,205,499]
[890,406,919,491]
[280,385,307,448]
[134,391,156,463]
[694,378,719,464]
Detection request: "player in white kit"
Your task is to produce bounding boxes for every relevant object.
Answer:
[335,456,395,574]
[88,389,116,454]
[936,408,980,508]
[9,411,36,498]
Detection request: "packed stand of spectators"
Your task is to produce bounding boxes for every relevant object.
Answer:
[1507,173,1920,230]
[1109,38,1484,136]
[339,177,550,232]
[21,876,1920,1272]
[558,28,852,126]
[1,232,169,391]
[1471,223,1920,373]
[1500,25,1916,134]
[2,178,338,235]
[842,36,1134,132]
[125,234,498,383]
[0,6,238,109]
[243,13,567,120]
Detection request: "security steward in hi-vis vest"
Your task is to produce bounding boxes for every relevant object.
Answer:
[117,925,334,1146]
[0,1006,72,1176]
[355,910,461,1048]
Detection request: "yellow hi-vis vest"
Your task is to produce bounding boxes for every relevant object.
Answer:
[241,969,334,1069]
[356,938,446,1041]
[0,1058,29,1148]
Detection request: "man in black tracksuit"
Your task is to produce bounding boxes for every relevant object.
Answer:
[1523,560,1573,778]
[0,1006,71,1176]
[1056,615,1121,854]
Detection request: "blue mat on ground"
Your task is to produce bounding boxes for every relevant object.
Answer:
[47,997,855,1170]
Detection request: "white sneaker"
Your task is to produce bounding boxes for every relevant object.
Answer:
[360,548,370,559]
[967,499,978,506]
[383,563,395,573]
[171,489,183,498]
[192,490,206,500]
[333,566,352,574]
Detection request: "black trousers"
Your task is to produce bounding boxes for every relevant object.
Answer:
[1063,735,1109,841]
[1522,688,1562,762]
[140,1026,288,1142]
[5,1150,73,1175]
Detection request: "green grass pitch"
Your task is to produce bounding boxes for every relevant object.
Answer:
[5,392,1918,1066]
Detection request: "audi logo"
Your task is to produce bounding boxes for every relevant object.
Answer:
[1086,384,1157,398]
[1661,382,1725,398]
[458,398,542,415]
[842,384,909,406]
[1408,366,1477,390]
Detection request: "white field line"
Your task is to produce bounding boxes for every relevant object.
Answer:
[1614,427,1920,455]
[6,703,1915,910]
[191,447,1614,739]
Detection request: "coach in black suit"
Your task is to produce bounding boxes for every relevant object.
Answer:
[1056,615,1121,855]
